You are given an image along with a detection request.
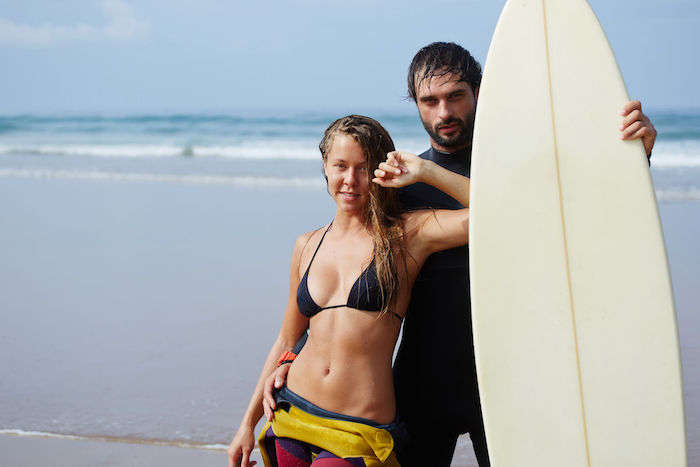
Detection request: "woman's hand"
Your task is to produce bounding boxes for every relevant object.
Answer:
[227,424,258,467]
[373,151,423,188]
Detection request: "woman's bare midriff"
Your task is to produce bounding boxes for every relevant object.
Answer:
[286,307,401,425]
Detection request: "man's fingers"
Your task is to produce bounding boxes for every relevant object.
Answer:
[276,363,290,387]
[621,109,645,129]
[618,100,656,155]
[372,177,392,187]
[629,127,654,143]
[263,399,273,421]
[378,162,401,175]
[621,120,643,140]
[386,151,400,162]
[621,121,656,142]
[387,151,411,169]
[262,387,276,414]
[262,363,291,420]
[621,99,642,116]
[373,163,402,185]
[263,386,277,420]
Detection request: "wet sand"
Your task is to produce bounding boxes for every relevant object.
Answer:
[0,434,230,467]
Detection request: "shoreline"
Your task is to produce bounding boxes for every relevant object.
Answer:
[0,432,234,467]
[0,428,229,451]
[0,168,698,201]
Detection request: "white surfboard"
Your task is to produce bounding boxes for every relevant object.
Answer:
[469,0,687,466]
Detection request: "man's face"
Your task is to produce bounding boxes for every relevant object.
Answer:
[415,71,478,153]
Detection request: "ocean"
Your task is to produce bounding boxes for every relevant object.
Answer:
[0,110,698,465]
[0,111,698,196]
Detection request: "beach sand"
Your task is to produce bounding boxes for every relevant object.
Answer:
[0,434,479,467]
[0,433,481,467]
[0,177,697,466]
[0,434,229,467]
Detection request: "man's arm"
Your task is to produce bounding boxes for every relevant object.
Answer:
[261,332,307,420]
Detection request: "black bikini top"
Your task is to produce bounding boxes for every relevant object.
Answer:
[296,223,402,321]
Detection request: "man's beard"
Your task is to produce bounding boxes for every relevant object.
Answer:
[422,113,475,150]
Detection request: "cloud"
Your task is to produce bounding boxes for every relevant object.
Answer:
[0,0,147,47]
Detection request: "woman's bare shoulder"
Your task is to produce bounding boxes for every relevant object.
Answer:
[293,223,331,257]
[288,223,331,276]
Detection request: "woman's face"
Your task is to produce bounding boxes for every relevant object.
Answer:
[323,134,370,215]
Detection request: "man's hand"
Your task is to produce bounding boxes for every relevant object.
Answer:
[373,151,422,188]
[262,364,291,421]
[621,100,657,157]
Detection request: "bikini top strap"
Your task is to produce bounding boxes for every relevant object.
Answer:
[389,311,404,322]
[307,222,333,268]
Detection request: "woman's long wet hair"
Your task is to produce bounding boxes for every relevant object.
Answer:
[319,115,407,315]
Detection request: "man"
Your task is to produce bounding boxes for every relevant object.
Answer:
[392,43,486,467]
[395,42,656,467]
[258,42,656,467]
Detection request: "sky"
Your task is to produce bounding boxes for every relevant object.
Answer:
[0,0,698,114]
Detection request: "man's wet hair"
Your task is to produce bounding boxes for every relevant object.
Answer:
[407,42,482,102]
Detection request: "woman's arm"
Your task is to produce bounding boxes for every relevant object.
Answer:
[227,234,311,467]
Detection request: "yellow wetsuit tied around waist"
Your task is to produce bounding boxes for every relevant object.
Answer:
[258,400,401,467]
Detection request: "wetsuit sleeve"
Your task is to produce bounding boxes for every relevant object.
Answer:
[291,331,308,354]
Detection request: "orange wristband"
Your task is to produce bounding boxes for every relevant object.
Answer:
[277,351,297,367]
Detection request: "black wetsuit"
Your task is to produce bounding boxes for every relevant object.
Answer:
[394,146,490,467]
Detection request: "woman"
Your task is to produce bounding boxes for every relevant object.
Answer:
[228,115,470,467]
